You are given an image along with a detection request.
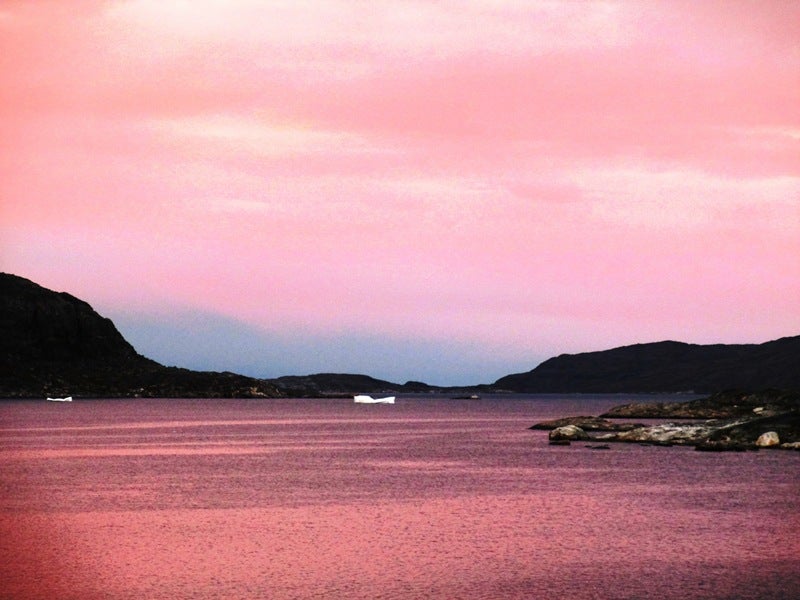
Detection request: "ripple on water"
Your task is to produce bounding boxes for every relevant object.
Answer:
[1,397,798,599]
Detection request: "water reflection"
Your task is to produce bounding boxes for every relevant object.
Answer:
[1,397,798,599]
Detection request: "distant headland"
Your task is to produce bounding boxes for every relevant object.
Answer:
[1,273,798,398]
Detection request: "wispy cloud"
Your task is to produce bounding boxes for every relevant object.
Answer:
[2,0,798,383]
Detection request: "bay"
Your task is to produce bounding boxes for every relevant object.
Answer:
[1,395,798,599]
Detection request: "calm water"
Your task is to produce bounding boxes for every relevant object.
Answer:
[1,395,798,599]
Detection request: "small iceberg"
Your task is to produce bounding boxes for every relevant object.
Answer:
[354,395,395,404]
[46,396,73,402]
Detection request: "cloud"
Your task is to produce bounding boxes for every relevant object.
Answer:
[2,0,798,383]
[103,0,635,60]
[150,115,376,158]
[571,167,800,230]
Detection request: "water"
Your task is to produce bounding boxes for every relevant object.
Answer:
[1,395,798,599]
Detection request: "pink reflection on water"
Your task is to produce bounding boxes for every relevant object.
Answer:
[4,495,799,599]
[1,447,274,459]
[1,397,799,599]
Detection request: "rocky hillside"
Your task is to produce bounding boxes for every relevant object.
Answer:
[494,337,800,393]
[1,273,145,366]
[0,273,281,398]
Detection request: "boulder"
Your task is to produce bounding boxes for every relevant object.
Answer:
[549,425,590,442]
[755,431,780,447]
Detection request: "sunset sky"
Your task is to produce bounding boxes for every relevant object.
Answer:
[2,0,799,384]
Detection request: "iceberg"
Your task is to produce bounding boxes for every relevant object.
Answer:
[46,396,73,402]
[354,395,395,404]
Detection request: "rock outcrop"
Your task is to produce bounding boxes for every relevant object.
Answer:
[530,416,646,432]
[600,389,799,419]
[532,390,800,451]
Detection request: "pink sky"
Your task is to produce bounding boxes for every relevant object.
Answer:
[2,0,799,384]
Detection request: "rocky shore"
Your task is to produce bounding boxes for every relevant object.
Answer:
[532,390,800,451]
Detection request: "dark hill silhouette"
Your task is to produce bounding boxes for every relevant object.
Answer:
[0,273,281,398]
[3,273,798,397]
[494,337,800,393]
[268,373,455,396]
[1,273,144,366]
[271,373,406,396]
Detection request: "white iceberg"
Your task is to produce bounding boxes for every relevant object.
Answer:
[354,395,395,404]
[46,396,73,402]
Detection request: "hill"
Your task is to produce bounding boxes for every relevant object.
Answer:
[0,273,281,398]
[266,373,467,397]
[270,373,411,397]
[4,272,798,397]
[494,337,800,393]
